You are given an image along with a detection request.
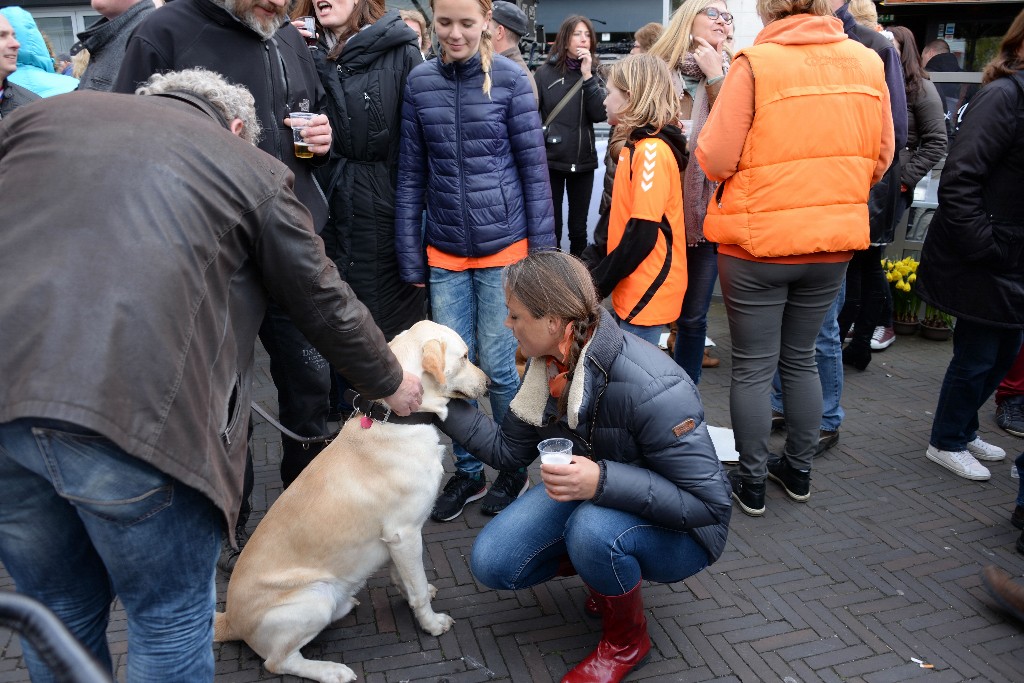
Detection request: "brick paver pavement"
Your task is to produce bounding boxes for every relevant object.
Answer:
[3,300,1024,682]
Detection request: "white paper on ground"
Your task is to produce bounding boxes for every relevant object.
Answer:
[708,425,739,463]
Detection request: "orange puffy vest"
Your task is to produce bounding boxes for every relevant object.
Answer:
[607,137,687,326]
[703,38,888,257]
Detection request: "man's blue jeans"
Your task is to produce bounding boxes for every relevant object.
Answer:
[0,419,221,683]
[930,319,1023,451]
[674,242,719,385]
[471,485,709,596]
[430,266,520,475]
[771,280,846,432]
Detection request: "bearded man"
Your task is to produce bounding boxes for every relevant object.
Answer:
[114,0,338,570]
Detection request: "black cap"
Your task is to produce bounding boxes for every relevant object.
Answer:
[491,1,528,38]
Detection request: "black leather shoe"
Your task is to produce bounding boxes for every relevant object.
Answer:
[1012,505,1024,530]
[815,430,839,456]
[771,410,786,432]
[842,341,871,371]
[728,470,765,517]
[767,457,810,502]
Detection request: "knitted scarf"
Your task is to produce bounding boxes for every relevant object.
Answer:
[680,51,729,245]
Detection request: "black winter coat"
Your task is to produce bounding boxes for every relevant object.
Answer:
[918,72,1024,329]
[439,308,732,562]
[113,0,330,229]
[534,59,607,173]
[314,12,425,340]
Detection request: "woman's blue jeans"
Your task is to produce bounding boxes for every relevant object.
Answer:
[430,266,521,475]
[471,485,709,596]
[929,319,1023,451]
[674,242,719,384]
[0,419,221,683]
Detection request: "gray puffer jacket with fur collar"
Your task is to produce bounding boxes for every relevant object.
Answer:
[439,308,731,562]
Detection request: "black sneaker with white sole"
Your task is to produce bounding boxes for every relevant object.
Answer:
[728,469,765,517]
[767,457,811,502]
[481,469,529,515]
[431,472,487,522]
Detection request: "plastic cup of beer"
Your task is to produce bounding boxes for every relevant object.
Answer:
[289,111,315,158]
[538,438,573,465]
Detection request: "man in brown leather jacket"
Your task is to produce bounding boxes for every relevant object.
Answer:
[0,69,421,682]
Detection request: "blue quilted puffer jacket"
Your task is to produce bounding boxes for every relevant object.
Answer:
[395,52,556,283]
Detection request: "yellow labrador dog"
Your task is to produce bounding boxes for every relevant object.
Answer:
[214,320,489,683]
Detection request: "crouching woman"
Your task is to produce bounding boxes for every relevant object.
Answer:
[437,251,732,683]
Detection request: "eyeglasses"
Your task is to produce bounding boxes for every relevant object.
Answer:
[701,7,734,24]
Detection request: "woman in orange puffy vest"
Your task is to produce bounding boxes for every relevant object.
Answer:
[592,53,688,346]
[695,0,894,517]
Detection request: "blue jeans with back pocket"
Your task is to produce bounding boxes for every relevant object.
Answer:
[0,418,221,682]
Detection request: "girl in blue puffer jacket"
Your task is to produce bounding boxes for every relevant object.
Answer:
[395,0,556,523]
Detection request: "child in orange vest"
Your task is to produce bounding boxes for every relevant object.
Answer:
[593,53,689,346]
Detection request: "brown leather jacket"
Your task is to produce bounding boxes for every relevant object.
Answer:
[0,92,403,529]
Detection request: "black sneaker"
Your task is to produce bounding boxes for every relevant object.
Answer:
[767,457,811,502]
[431,473,487,522]
[771,410,786,432]
[481,469,529,515]
[996,400,1024,438]
[728,470,765,517]
[217,523,250,574]
[815,430,839,456]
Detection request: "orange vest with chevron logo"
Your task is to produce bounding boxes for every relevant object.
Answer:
[607,136,687,326]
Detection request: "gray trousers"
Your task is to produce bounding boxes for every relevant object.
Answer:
[718,255,848,481]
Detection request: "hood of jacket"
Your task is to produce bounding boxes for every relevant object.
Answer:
[1,7,56,73]
[629,124,688,177]
[754,12,848,48]
[925,52,962,73]
[337,11,418,71]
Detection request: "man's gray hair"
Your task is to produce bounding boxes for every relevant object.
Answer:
[135,68,262,145]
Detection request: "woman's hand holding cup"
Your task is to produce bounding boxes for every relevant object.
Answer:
[538,438,599,501]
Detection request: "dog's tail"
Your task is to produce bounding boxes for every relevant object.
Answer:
[213,611,238,642]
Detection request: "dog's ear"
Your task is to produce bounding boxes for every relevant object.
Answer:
[421,339,447,385]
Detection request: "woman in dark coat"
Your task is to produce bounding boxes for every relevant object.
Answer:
[534,15,607,256]
[438,251,731,683]
[917,9,1024,482]
[292,0,425,341]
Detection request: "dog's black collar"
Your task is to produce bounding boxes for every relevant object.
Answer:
[343,390,438,426]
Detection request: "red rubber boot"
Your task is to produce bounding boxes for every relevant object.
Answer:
[561,581,651,683]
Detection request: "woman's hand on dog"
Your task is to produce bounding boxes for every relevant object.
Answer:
[382,371,424,416]
[541,457,599,501]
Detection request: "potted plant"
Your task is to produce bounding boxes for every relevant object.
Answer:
[921,304,955,341]
[884,257,921,335]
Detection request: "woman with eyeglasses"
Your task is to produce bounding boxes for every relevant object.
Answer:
[534,15,607,257]
[645,0,733,385]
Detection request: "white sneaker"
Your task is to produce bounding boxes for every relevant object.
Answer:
[926,445,991,480]
[966,436,1007,461]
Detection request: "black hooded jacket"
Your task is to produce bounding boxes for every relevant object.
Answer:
[313,11,425,339]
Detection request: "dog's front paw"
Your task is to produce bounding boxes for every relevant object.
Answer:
[421,611,454,636]
[321,664,358,683]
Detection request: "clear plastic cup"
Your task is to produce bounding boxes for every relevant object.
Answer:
[289,111,315,158]
[538,438,573,465]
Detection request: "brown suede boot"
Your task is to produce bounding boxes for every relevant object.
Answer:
[982,565,1024,624]
[561,582,651,683]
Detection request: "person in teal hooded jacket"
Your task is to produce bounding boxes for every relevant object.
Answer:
[0,7,78,97]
